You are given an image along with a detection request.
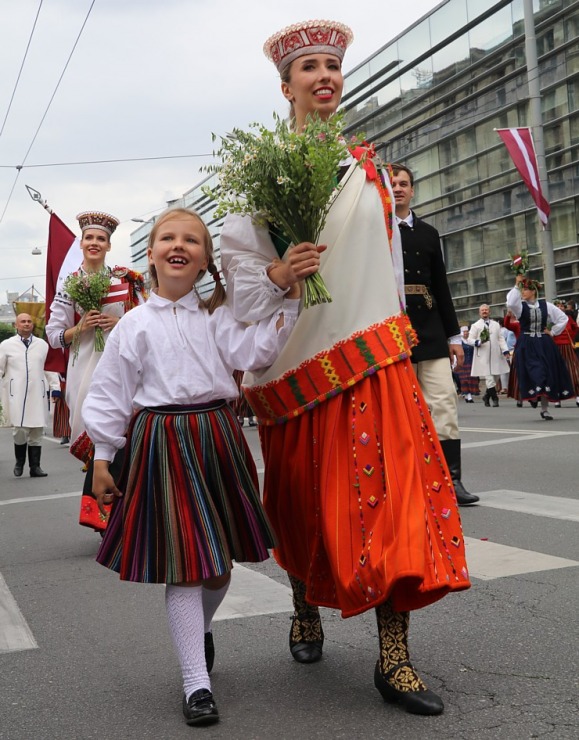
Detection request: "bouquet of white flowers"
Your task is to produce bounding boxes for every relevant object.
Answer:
[63,270,111,362]
[205,112,355,307]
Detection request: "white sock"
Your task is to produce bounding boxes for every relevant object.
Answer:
[466,393,472,401]
[202,579,231,633]
[165,585,210,700]
[541,396,549,412]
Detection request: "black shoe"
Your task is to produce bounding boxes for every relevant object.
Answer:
[540,411,553,420]
[516,401,523,408]
[483,394,490,407]
[204,632,215,673]
[182,689,219,726]
[529,400,538,408]
[14,461,24,477]
[289,614,324,663]
[374,661,444,716]
[554,402,561,408]
[492,398,499,407]
[248,417,257,427]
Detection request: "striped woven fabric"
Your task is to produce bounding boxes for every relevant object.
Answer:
[52,397,71,438]
[96,403,275,583]
[244,313,417,425]
[556,343,579,395]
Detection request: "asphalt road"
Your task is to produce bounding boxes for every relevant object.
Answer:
[1,395,578,740]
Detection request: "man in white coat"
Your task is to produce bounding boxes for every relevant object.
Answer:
[0,314,55,476]
[467,304,510,407]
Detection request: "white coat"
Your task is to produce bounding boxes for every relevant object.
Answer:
[467,318,510,376]
[0,334,50,428]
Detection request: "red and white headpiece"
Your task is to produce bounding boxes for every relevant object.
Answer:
[264,20,353,75]
[76,211,120,236]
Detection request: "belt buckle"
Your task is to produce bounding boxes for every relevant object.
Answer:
[424,287,433,309]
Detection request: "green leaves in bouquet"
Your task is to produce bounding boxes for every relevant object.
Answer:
[203,112,354,306]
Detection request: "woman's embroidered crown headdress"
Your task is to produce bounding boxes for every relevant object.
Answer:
[76,211,119,236]
[264,20,353,74]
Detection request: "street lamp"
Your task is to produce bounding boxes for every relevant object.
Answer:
[31,247,42,255]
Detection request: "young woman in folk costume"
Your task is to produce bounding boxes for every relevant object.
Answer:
[220,20,470,716]
[506,276,573,420]
[46,211,145,532]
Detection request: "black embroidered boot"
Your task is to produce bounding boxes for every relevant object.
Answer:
[489,387,499,407]
[288,573,324,663]
[482,390,490,407]
[374,600,444,715]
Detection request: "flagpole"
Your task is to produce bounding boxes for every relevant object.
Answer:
[523,0,555,300]
[25,185,53,215]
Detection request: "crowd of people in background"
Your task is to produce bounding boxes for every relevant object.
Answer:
[453,297,579,416]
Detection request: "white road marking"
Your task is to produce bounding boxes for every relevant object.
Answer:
[464,537,578,581]
[477,490,579,522]
[0,574,37,653]
[0,491,81,506]
[460,427,579,449]
[215,564,292,621]
[460,427,579,435]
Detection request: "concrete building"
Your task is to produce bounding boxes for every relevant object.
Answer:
[130,0,579,319]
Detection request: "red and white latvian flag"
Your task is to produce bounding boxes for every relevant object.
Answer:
[496,127,550,226]
[44,212,83,372]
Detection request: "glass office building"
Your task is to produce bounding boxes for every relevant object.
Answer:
[131,0,579,319]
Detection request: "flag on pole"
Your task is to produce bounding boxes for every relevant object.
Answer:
[496,127,550,225]
[44,213,82,372]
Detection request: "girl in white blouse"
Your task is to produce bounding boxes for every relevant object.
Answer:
[82,207,299,727]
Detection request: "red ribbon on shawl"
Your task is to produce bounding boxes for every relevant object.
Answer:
[350,143,378,180]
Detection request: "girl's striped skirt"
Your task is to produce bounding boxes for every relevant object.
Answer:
[96,401,275,583]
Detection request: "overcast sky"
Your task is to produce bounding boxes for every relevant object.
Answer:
[0,0,440,303]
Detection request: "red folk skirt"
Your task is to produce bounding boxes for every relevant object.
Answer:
[259,360,471,618]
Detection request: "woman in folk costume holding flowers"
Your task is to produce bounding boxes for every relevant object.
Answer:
[46,211,145,532]
[506,275,573,420]
[220,20,470,716]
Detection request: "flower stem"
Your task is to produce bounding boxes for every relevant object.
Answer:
[303,272,332,308]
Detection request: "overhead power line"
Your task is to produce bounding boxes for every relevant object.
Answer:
[0,153,213,169]
[0,0,97,225]
[0,0,44,140]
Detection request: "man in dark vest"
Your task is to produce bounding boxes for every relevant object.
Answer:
[392,163,478,506]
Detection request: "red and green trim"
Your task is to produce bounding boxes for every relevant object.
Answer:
[244,313,417,425]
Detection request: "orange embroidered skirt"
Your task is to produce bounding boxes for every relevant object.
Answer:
[259,359,471,618]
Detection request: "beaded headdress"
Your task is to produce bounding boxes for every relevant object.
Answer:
[76,211,120,236]
[264,20,353,74]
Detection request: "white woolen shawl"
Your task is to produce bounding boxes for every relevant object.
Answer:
[223,162,405,388]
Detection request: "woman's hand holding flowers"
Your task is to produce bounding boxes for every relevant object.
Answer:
[267,242,327,296]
